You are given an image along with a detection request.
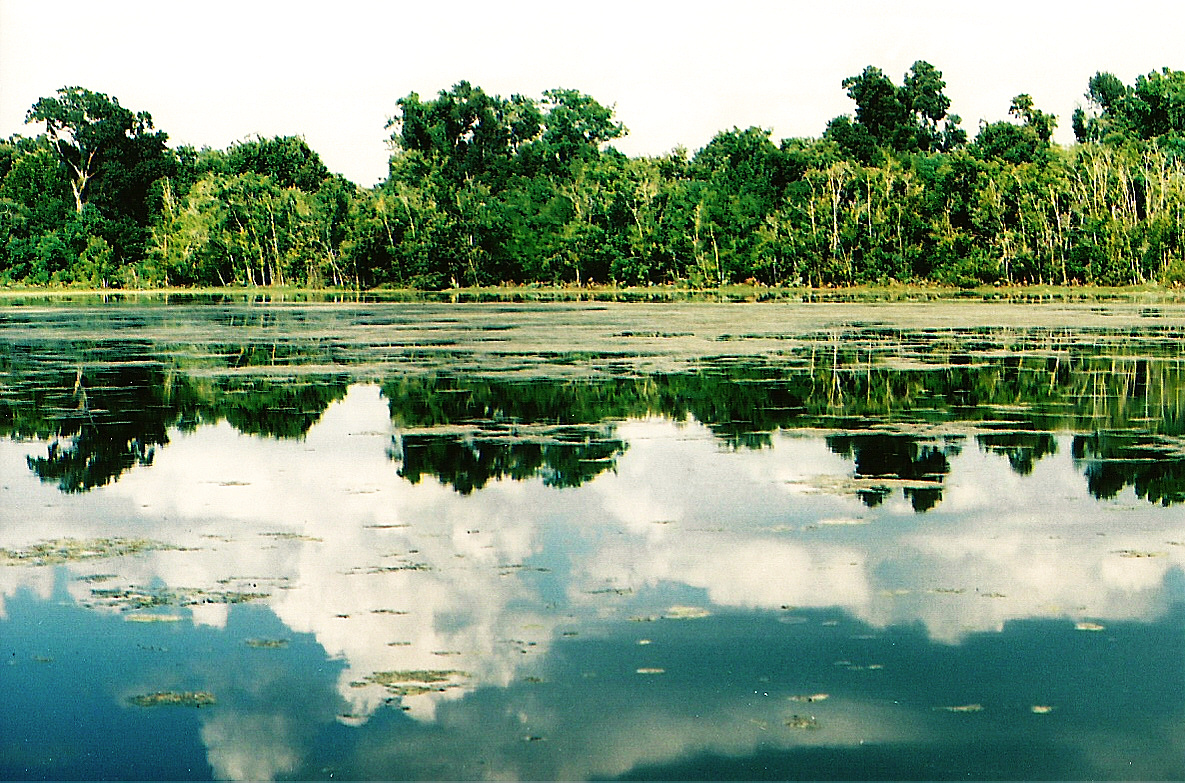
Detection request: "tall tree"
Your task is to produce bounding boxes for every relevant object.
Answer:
[901,60,967,151]
[26,87,171,216]
[831,62,965,157]
[534,88,626,170]
[841,66,910,149]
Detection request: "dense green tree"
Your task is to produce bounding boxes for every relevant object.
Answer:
[26,87,164,214]
[388,81,529,188]
[842,66,910,149]
[1073,68,1185,145]
[532,88,626,170]
[11,70,1185,291]
[972,95,1057,168]
[223,135,333,192]
[21,87,176,274]
[831,62,965,157]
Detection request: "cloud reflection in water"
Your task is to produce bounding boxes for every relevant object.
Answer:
[1,383,1182,779]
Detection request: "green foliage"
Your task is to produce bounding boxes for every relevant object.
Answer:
[830,61,966,156]
[223,136,332,192]
[9,71,1185,290]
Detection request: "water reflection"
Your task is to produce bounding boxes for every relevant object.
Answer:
[5,318,1185,504]
[824,433,962,511]
[1073,431,1185,505]
[1,393,1182,777]
[2,302,1185,779]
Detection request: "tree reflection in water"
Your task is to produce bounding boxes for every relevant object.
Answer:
[3,320,1185,504]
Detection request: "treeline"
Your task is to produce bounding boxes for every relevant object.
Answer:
[7,64,1185,289]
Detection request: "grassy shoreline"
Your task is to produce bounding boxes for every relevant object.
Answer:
[0,282,1183,305]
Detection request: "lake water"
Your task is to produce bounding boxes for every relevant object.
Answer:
[1,297,1183,780]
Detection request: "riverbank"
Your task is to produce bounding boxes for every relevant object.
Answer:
[2,282,1185,306]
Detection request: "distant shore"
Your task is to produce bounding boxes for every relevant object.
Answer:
[1,283,1184,305]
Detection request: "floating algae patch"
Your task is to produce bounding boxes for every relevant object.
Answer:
[124,613,185,623]
[87,585,270,611]
[785,715,821,730]
[259,532,324,543]
[350,670,470,697]
[663,606,711,620]
[789,693,830,703]
[0,538,181,567]
[128,691,216,708]
[246,638,289,649]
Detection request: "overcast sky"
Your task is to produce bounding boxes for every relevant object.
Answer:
[2,0,1183,186]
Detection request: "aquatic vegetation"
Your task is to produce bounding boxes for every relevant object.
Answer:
[128,691,216,708]
[587,587,633,596]
[785,715,821,730]
[246,638,289,649]
[259,532,324,542]
[87,585,270,611]
[834,660,885,671]
[0,538,179,567]
[663,606,711,620]
[75,573,118,583]
[4,302,1185,780]
[342,562,433,575]
[124,613,184,623]
[814,517,870,526]
[350,670,470,697]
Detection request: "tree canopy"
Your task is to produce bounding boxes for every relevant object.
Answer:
[6,66,1185,290]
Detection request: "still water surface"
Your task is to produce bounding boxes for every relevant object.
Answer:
[1,298,1183,780]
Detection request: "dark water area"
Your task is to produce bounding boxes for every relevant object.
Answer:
[1,299,1183,780]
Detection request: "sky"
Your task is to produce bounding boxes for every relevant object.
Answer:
[2,0,1184,187]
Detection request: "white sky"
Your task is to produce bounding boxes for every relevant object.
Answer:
[2,0,1183,187]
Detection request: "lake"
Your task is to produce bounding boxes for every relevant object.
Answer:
[1,296,1183,780]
